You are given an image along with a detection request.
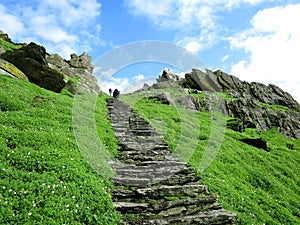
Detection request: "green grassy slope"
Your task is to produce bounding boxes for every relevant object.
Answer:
[120,92,300,225]
[1,76,299,224]
[0,76,119,224]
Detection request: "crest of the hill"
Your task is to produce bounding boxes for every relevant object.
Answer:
[0,30,100,94]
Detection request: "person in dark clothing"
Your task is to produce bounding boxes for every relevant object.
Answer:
[113,89,120,99]
[109,88,112,96]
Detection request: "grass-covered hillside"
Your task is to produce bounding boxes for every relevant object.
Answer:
[0,76,119,224]
[120,91,300,225]
[1,75,299,224]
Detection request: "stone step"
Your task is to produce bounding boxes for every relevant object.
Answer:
[118,142,169,152]
[159,170,202,186]
[120,209,237,225]
[117,142,166,152]
[106,98,237,224]
[111,165,201,186]
[113,202,149,214]
[150,194,220,213]
[115,134,164,143]
[135,161,187,167]
[116,148,171,156]
[116,152,172,162]
[109,160,185,170]
[114,195,220,215]
[113,163,188,178]
[112,184,209,199]
[111,177,151,187]
[135,184,209,199]
[129,129,156,136]
[111,173,197,187]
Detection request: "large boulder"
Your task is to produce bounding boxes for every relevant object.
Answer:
[147,92,176,107]
[175,96,198,111]
[183,68,222,91]
[0,42,65,93]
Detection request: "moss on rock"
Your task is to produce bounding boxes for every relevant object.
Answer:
[0,58,28,81]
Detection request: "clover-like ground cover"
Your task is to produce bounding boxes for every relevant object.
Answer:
[0,76,120,224]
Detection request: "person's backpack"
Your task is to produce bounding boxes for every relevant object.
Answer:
[113,89,119,98]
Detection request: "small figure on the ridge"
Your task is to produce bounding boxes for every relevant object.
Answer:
[113,89,120,99]
[109,88,112,96]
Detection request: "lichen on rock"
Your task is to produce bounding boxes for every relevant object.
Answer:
[0,58,28,80]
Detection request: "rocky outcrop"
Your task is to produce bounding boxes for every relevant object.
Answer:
[0,30,101,94]
[146,68,300,138]
[224,97,300,138]
[47,52,101,94]
[216,71,300,111]
[157,68,181,83]
[0,42,65,93]
[106,98,237,224]
[215,70,300,138]
[183,68,222,91]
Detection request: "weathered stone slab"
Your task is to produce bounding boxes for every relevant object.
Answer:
[121,209,237,225]
[136,184,209,198]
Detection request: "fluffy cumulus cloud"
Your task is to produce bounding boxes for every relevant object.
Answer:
[100,77,129,95]
[125,0,266,53]
[99,72,156,95]
[0,0,101,58]
[229,3,300,102]
[0,5,24,36]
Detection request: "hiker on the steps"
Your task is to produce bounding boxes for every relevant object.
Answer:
[113,89,120,99]
[109,88,112,96]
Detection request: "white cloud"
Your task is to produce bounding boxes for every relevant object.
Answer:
[0,0,101,59]
[0,5,24,36]
[183,41,202,54]
[125,0,266,53]
[99,77,129,95]
[222,54,229,62]
[229,3,300,102]
[99,73,156,95]
[125,0,173,20]
[98,68,117,78]
[134,74,145,81]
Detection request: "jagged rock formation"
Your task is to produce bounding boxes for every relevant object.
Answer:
[47,52,100,94]
[106,98,237,225]
[0,30,101,94]
[183,68,222,91]
[157,68,181,83]
[143,68,300,138]
[0,42,65,93]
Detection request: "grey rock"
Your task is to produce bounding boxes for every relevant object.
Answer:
[47,52,101,94]
[0,42,65,92]
[157,68,181,83]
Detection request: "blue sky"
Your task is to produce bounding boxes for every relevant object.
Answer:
[0,0,299,102]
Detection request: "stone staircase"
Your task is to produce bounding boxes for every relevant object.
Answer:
[106,98,237,225]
